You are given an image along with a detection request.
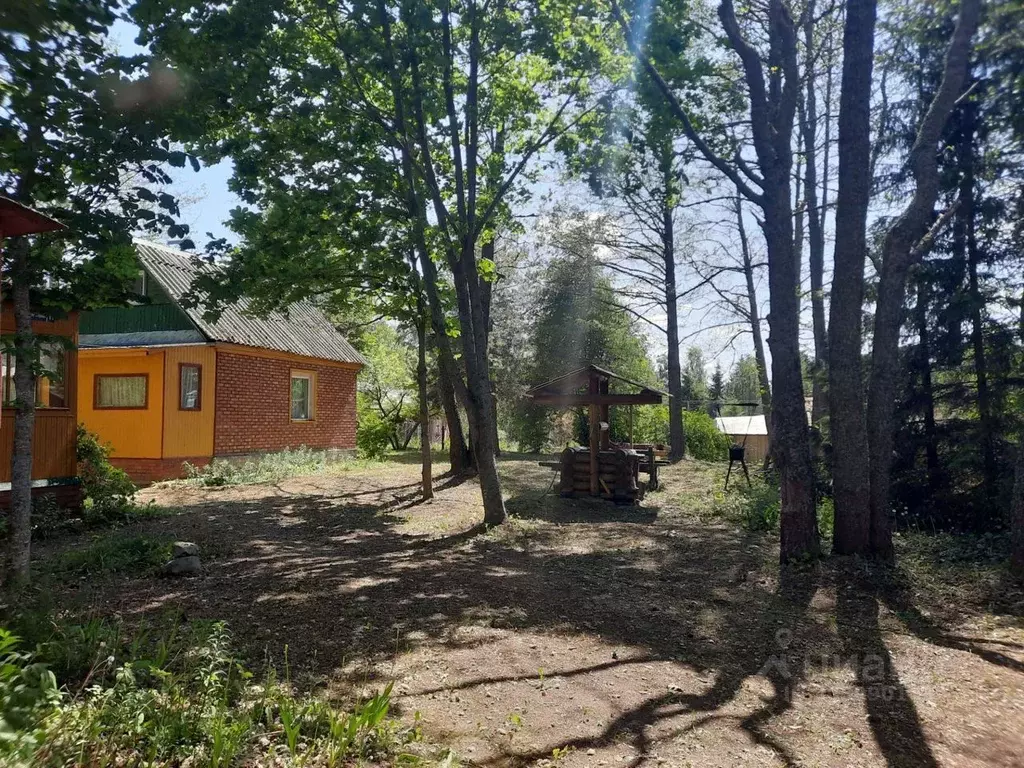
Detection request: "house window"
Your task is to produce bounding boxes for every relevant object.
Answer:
[130,269,147,298]
[290,371,314,421]
[95,374,148,409]
[1,343,67,408]
[179,363,201,410]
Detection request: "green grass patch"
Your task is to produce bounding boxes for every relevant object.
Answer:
[43,535,172,581]
[181,447,375,488]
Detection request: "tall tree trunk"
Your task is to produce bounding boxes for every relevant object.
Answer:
[867,0,981,559]
[481,238,501,457]
[736,197,773,451]
[1012,435,1024,580]
[664,163,685,460]
[618,0,817,560]
[1014,312,1024,580]
[416,315,432,499]
[829,0,876,556]
[958,110,996,504]
[451,238,505,525]
[801,0,829,428]
[915,280,941,493]
[6,239,36,588]
[725,0,818,562]
[764,184,819,561]
[377,0,472,478]
[436,349,471,473]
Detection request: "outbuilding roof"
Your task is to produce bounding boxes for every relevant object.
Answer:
[525,364,668,406]
[135,240,365,366]
[714,415,768,436]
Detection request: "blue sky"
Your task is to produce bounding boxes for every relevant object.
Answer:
[111,20,240,246]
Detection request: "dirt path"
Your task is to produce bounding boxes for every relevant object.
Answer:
[51,457,1024,767]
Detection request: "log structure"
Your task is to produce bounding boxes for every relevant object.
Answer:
[526,365,669,504]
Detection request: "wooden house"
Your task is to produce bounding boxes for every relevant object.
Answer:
[0,308,81,509]
[0,196,79,510]
[77,241,365,483]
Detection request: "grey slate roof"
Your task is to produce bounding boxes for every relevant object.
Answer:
[134,240,365,366]
[80,330,206,348]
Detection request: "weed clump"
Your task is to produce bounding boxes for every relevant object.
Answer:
[183,447,365,487]
[0,617,434,767]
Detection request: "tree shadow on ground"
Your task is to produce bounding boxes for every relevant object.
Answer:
[54,459,1022,767]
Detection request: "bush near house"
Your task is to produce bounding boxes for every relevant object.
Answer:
[76,426,138,526]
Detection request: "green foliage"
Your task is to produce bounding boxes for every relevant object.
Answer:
[0,629,60,763]
[357,323,419,452]
[683,411,730,461]
[357,396,399,461]
[631,403,670,446]
[1,428,143,541]
[717,481,781,532]
[76,426,138,527]
[681,347,708,407]
[722,356,764,415]
[817,496,835,540]
[45,535,172,581]
[0,618,422,767]
[709,362,725,403]
[1,0,193,311]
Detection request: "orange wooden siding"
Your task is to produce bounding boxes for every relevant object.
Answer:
[0,411,77,482]
[0,309,79,482]
[161,346,216,458]
[78,349,164,458]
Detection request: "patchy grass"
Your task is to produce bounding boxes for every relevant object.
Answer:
[179,446,377,488]
[42,534,173,581]
[893,531,1022,618]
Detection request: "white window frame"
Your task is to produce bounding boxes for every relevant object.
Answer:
[290,370,315,421]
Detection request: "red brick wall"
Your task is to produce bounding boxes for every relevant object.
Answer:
[214,351,358,456]
[110,457,210,485]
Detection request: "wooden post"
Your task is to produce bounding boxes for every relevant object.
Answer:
[628,404,634,447]
[599,378,611,449]
[589,403,600,496]
[560,447,575,496]
[646,445,657,490]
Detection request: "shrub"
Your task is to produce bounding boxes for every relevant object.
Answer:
[76,425,138,525]
[357,408,395,461]
[684,411,731,461]
[0,628,59,764]
[714,480,781,532]
[0,618,428,768]
[817,496,835,540]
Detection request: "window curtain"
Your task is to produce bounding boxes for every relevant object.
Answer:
[97,376,146,407]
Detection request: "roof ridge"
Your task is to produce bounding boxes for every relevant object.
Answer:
[132,241,365,366]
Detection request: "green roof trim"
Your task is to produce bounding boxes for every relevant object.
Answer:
[80,303,195,335]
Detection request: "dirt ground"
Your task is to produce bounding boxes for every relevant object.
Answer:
[47,456,1024,767]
